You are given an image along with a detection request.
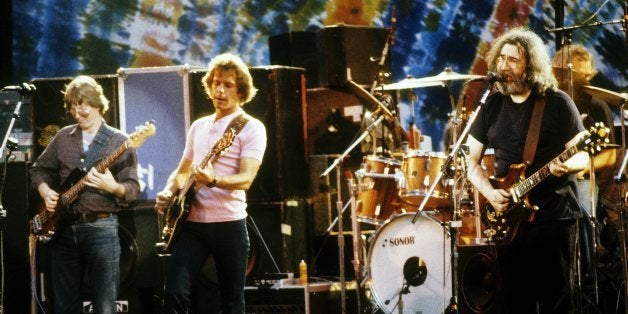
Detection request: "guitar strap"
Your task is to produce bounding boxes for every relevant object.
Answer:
[84,122,116,169]
[214,114,249,151]
[522,97,546,165]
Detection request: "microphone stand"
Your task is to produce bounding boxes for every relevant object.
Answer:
[546,19,625,35]
[411,82,494,313]
[0,90,28,218]
[321,114,385,314]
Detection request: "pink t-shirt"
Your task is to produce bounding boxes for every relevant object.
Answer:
[183,109,266,223]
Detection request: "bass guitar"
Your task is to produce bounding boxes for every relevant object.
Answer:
[158,128,237,252]
[482,123,609,245]
[30,121,156,242]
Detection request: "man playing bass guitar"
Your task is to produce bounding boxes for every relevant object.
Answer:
[30,75,141,314]
[154,53,267,313]
[466,28,590,313]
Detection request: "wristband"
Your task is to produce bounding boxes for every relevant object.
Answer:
[206,176,218,188]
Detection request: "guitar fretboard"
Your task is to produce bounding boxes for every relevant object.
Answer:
[60,143,129,206]
[513,145,580,198]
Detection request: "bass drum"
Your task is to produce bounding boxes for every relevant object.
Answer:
[367,213,451,313]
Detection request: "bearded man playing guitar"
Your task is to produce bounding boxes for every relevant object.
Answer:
[154,53,266,313]
[466,28,592,313]
[30,75,141,313]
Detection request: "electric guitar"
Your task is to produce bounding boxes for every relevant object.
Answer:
[482,123,609,245]
[30,121,156,242]
[157,128,237,252]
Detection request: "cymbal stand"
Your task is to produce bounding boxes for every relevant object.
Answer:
[613,100,628,312]
[321,114,385,314]
[407,89,422,151]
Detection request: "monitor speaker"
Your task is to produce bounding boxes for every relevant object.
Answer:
[457,245,504,314]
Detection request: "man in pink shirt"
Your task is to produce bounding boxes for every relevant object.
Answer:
[155,53,266,313]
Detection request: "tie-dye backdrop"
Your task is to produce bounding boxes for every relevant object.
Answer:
[12,0,627,150]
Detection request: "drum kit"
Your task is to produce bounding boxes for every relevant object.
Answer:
[320,68,492,313]
[331,74,628,314]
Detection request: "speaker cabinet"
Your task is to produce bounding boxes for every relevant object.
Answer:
[248,66,308,201]
[0,162,31,314]
[269,31,320,88]
[457,245,504,314]
[316,25,391,87]
[116,201,165,314]
[30,75,119,159]
[245,199,312,279]
[305,88,363,158]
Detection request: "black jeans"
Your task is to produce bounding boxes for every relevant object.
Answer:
[164,219,249,314]
[498,219,577,314]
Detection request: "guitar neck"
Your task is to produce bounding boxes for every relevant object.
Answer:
[514,145,580,198]
[62,143,129,205]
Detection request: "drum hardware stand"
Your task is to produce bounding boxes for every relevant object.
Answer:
[553,35,604,310]
[613,100,628,312]
[321,113,385,313]
[406,88,423,151]
[385,280,410,313]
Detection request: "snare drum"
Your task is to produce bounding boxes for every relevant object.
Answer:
[356,155,403,224]
[399,151,451,208]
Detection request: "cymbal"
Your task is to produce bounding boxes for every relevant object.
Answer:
[380,78,443,90]
[582,85,628,107]
[413,68,484,83]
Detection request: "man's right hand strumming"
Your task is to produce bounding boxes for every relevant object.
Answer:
[155,190,174,215]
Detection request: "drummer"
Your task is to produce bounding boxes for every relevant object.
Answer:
[551,44,618,267]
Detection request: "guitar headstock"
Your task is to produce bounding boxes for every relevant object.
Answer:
[128,120,156,148]
[581,122,610,155]
[212,128,236,156]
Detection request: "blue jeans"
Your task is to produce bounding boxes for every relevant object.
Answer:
[164,219,249,314]
[51,216,120,314]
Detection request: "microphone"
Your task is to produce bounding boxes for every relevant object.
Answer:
[2,83,37,94]
[468,72,504,84]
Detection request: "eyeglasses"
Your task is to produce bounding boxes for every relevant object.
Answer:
[68,103,92,115]
[496,55,523,67]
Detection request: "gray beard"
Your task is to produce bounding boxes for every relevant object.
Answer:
[496,78,528,96]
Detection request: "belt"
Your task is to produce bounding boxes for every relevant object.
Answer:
[74,212,114,224]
